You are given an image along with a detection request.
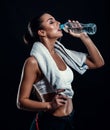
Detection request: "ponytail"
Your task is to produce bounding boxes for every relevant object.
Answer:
[23,30,37,45]
[23,11,49,45]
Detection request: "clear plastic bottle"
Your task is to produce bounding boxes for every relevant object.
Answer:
[60,22,97,35]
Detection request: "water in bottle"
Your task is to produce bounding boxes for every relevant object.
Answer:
[60,22,97,35]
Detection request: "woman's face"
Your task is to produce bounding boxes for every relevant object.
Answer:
[39,13,63,39]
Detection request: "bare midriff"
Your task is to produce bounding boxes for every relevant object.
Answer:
[43,92,73,117]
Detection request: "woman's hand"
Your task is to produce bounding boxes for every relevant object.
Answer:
[48,89,68,111]
[66,20,88,38]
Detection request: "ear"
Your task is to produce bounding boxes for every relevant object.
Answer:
[38,30,46,37]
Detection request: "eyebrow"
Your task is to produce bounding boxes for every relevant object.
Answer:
[47,17,54,22]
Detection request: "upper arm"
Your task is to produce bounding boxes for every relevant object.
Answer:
[17,57,40,100]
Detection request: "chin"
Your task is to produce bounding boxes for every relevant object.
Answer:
[58,33,63,38]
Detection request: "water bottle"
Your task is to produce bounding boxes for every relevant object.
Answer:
[60,22,97,35]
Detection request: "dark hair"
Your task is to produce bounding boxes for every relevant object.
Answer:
[23,12,47,44]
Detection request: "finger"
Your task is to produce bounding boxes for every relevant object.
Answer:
[76,21,82,28]
[71,20,77,28]
[57,94,68,100]
[56,89,65,94]
[58,98,67,104]
[68,19,71,22]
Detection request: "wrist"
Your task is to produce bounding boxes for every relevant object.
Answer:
[45,102,52,111]
[80,32,89,39]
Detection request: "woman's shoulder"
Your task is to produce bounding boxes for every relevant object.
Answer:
[25,56,37,64]
[23,56,39,70]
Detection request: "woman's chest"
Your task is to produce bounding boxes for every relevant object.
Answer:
[51,53,66,71]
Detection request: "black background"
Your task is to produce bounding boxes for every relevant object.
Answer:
[0,0,109,130]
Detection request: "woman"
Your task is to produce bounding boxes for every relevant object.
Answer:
[16,12,104,130]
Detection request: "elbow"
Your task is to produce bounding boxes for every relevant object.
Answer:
[16,98,24,110]
[86,57,105,69]
[96,59,105,68]
[100,60,105,67]
[16,101,21,109]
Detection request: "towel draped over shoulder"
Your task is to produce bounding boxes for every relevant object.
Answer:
[30,41,88,97]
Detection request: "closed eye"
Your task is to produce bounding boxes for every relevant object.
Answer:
[47,17,56,24]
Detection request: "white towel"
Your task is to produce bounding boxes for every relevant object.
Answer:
[30,41,88,91]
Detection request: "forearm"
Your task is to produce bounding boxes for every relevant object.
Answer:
[17,98,51,112]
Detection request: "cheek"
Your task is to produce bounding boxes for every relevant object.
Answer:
[47,27,57,32]
[49,29,61,35]
[46,28,58,36]
[45,26,62,37]
[51,29,58,34]
[45,25,57,32]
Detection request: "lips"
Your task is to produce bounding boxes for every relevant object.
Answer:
[58,28,62,31]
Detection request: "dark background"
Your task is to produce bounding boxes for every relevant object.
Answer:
[1,0,109,130]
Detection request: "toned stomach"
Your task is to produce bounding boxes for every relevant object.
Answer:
[43,92,73,117]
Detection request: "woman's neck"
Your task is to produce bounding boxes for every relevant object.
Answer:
[40,38,57,54]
